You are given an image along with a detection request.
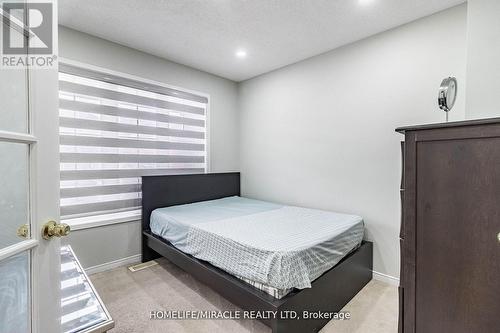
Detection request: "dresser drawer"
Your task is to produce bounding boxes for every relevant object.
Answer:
[398,238,404,332]
[400,141,405,240]
[399,238,404,286]
[398,286,404,333]
[400,189,405,239]
[400,141,405,190]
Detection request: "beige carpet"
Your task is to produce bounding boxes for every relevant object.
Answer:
[90,258,398,333]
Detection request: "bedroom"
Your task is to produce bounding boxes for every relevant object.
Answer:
[0,0,499,332]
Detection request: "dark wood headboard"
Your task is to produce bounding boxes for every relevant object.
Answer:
[141,172,240,232]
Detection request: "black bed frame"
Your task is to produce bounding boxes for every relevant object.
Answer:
[142,172,373,333]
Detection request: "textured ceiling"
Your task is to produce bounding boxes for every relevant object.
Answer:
[59,0,466,82]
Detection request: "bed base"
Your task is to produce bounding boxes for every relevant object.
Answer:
[141,173,373,333]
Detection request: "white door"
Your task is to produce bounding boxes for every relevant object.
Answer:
[0,1,62,333]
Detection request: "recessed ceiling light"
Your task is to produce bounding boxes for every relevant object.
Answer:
[358,0,374,6]
[235,50,247,58]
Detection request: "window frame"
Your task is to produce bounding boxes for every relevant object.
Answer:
[59,58,211,230]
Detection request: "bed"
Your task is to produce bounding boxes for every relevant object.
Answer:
[142,172,373,333]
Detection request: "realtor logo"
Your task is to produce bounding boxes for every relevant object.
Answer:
[1,0,56,68]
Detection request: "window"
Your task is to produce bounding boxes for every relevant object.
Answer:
[59,63,208,222]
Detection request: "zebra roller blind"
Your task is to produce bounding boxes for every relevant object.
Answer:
[59,64,208,219]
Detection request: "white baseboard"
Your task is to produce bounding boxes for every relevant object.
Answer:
[85,254,141,275]
[372,270,400,286]
[84,254,400,287]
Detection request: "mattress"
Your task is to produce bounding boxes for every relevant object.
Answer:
[150,196,364,297]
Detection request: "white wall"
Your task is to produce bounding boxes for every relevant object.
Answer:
[238,5,467,280]
[466,0,500,119]
[59,26,239,268]
[59,26,239,173]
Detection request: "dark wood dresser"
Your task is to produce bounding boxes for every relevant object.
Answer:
[396,118,500,333]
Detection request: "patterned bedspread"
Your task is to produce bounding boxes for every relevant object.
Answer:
[152,198,364,290]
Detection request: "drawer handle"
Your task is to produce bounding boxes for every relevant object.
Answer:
[498,232,500,243]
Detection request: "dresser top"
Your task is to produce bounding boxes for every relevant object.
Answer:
[396,117,500,134]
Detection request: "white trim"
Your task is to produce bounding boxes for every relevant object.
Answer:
[58,57,211,100]
[372,270,400,286]
[0,239,38,261]
[83,255,400,287]
[205,96,211,173]
[84,254,141,275]
[0,130,37,144]
[64,210,141,231]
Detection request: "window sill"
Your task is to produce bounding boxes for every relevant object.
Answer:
[63,210,142,231]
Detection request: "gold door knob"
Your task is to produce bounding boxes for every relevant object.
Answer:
[17,224,29,238]
[42,221,71,240]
